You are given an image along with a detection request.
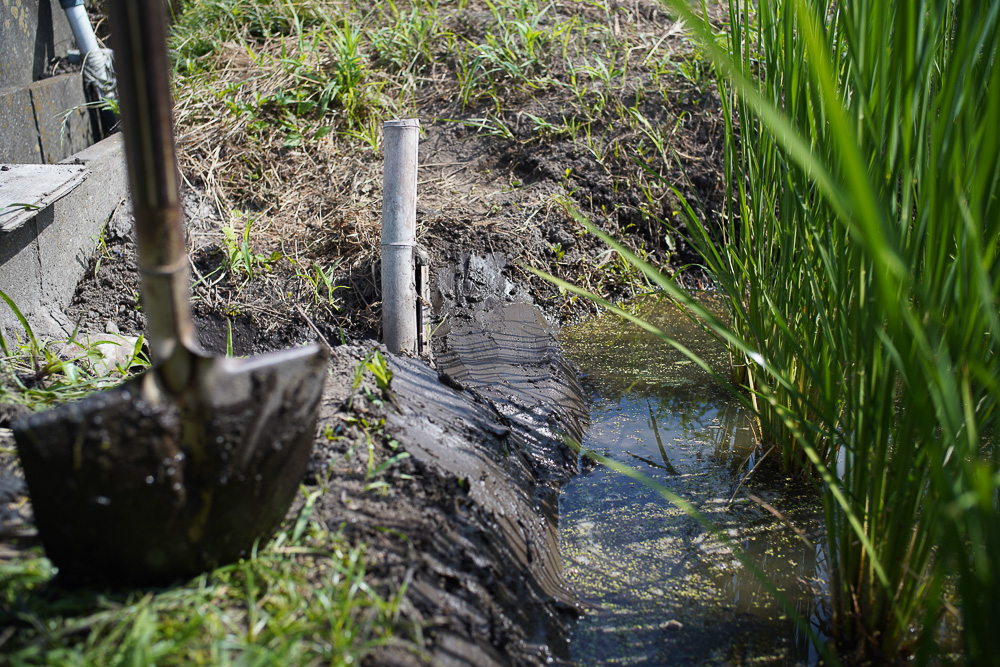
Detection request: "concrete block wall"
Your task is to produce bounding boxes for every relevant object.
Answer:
[1,0,76,89]
[1,0,96,164]
[31,72,97,161]
[1,0,118,342]
[0,86,42,163]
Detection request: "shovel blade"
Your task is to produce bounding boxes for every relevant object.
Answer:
[12,343,328,585]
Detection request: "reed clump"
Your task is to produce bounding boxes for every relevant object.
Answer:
[672,0,998,661]
[545,0,998,661]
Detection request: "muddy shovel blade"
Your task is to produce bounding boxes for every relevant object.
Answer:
[12,343,327,585]
[8,0,330,586]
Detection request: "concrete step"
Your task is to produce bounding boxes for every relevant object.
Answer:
[0,135,128,342]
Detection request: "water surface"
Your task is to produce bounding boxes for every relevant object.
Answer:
[559,296,829,665]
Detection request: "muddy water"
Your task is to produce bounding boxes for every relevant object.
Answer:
[559,296,830,666]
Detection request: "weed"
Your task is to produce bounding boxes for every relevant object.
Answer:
[296,258,348,307]
[0,291,149,410]
[58,97,120,150]
[345,351,409,492]
[346,350,399,415]
[371,0,443,76]
[220,212,280,281]
[364,351,394,404]
[451,115,516,140]
[364,451,412,492]
[90,218,114,278]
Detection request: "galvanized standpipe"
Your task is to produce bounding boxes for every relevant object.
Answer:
[60,0,117,100]
[381,119,420,354]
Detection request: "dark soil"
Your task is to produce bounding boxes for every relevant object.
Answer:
[4,237,596,664]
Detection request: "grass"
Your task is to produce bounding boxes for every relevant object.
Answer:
[0,291,149,411]
[164,0,717,328]
[0,491,416,665]
[538,0,999,662]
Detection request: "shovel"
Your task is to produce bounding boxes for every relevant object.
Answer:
[12,0,328,585]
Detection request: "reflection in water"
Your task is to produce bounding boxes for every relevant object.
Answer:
[559,297,829,665]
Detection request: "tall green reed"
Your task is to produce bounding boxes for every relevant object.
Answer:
[708,1,998,660]
[542,0,998,661]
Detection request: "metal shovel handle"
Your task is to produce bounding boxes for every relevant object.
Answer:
[109,0,198,390]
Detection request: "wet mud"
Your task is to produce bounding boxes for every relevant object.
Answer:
[1,248,594,665]
[332,251,590,664]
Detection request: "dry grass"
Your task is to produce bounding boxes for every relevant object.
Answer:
[165,0,726,331]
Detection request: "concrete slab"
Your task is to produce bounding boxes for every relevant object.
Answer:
[0,163,90,232]
[0,87,42,164]
[30,72,94,163]
[0,0,76,89]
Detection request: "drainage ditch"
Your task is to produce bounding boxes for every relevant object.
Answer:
[558,295,829,665]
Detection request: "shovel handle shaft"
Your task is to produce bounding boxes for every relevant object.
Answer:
[109,0,197,378]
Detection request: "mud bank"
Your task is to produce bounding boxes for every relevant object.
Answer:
[0,220,593,665]
[295,252,590,665]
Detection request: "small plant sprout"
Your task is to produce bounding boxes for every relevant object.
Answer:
[364,351,394,403]
[221,212,280,281]
[296,259,346,307]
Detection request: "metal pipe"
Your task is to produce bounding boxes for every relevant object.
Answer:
[381,119,420,354]
[62,2,101,55]
[60,0,117,106]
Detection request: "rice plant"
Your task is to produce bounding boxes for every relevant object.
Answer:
[543,0,998,661]
[705,1,996,659]
[669,0,998,660]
